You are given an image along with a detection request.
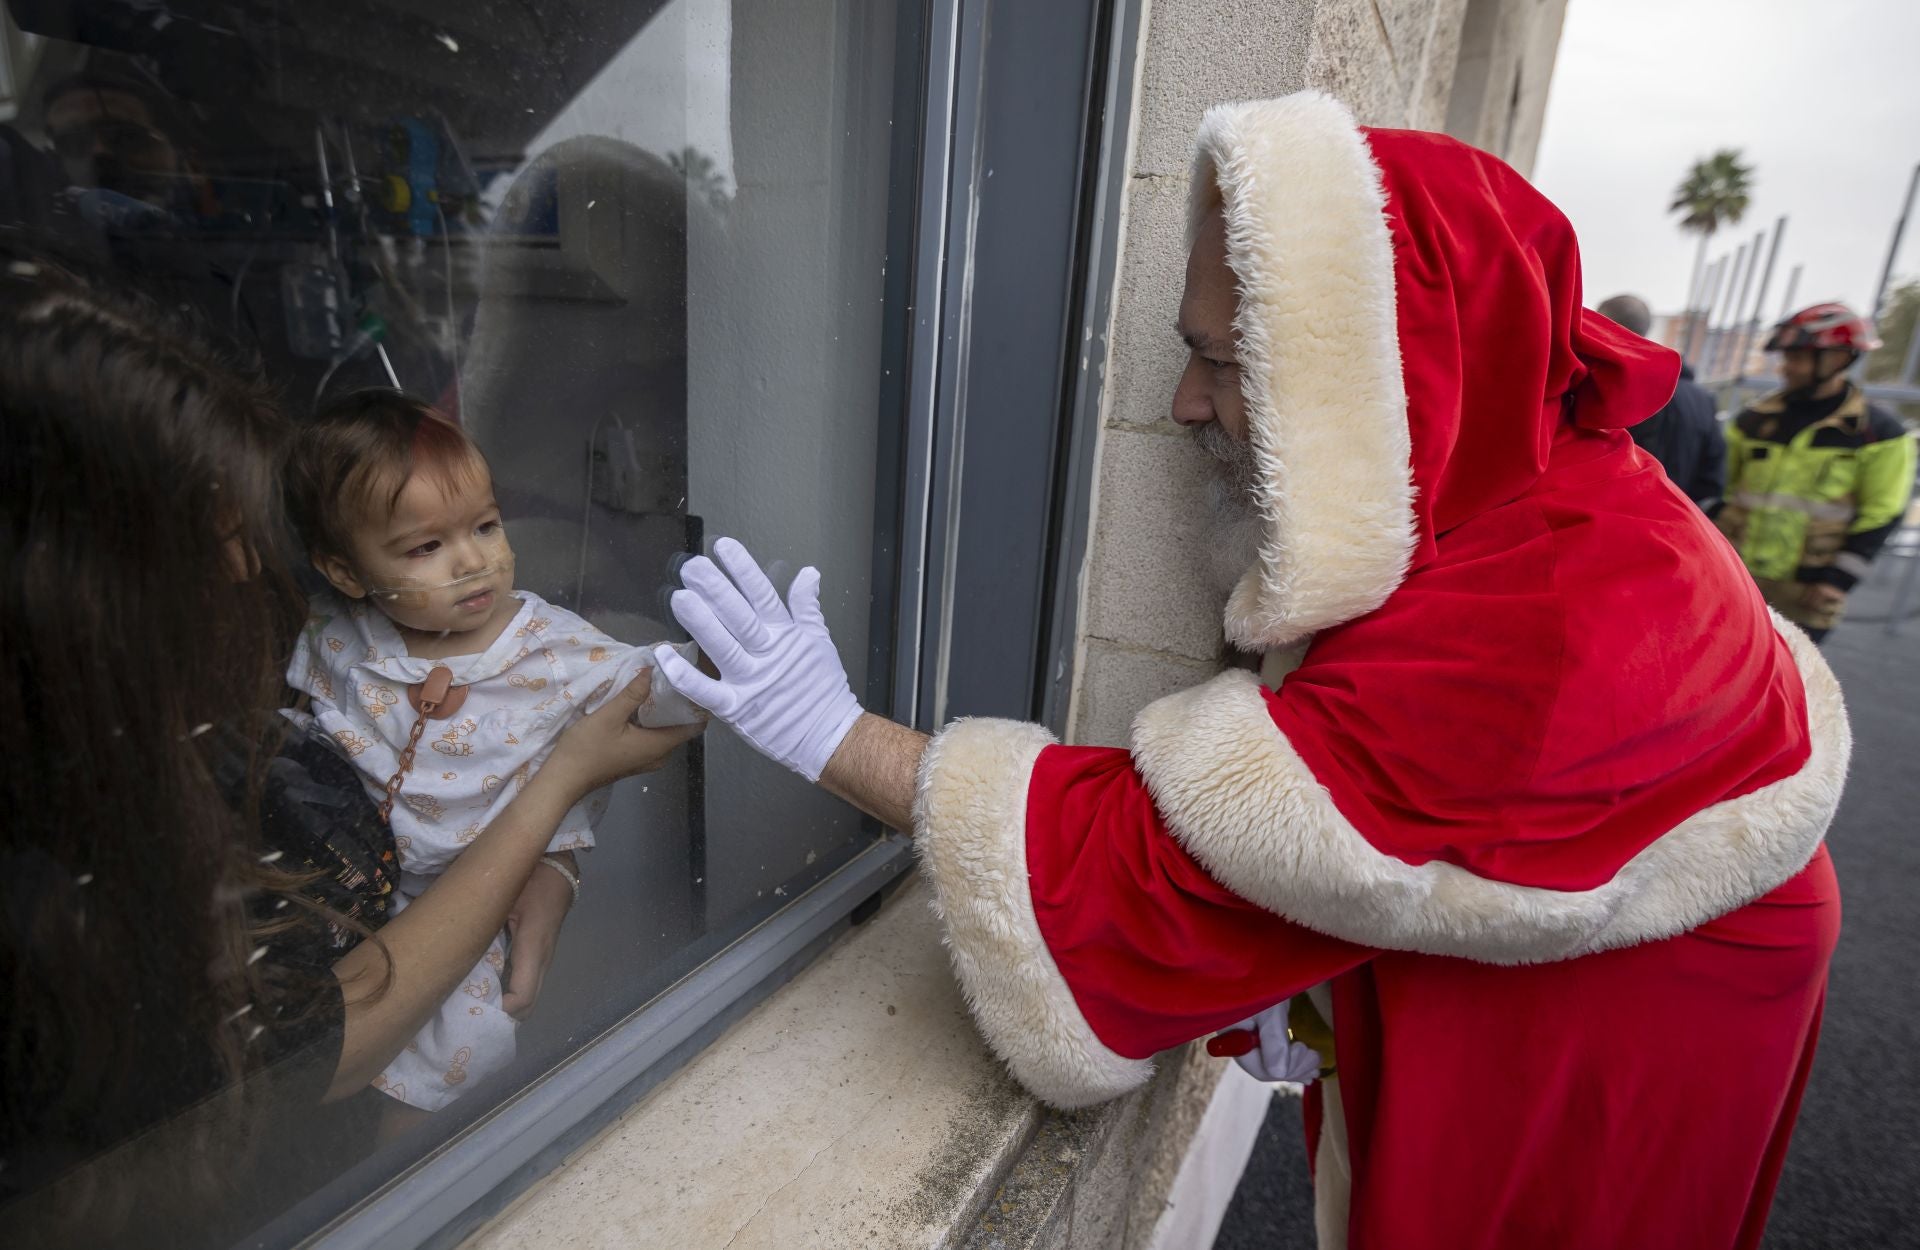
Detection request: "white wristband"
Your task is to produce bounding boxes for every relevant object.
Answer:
[539,854,580,905]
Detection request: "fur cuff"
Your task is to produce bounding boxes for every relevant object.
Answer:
[1188,92,1416,649]
[914,718,1155,1108]
[1131,618,1848,963]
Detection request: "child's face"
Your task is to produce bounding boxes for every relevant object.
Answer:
[317,459,517,637]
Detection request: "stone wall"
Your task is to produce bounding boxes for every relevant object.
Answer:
[1442,0,1571,177]
[1069,0,1472,751]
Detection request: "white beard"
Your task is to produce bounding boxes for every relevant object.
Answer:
[1194,424,1265,602]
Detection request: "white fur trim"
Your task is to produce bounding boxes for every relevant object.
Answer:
[914,718,1155,1108]
[1188,92,1416,650]
[1131,617,1849,963]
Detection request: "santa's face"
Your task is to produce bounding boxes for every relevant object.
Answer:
[1173,208,1250,446]
[1175,208,1260,504]
[1176,207,1265,599]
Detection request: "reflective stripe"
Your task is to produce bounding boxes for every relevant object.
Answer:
[1728,491,1854,522]
[1834,551,1873,578]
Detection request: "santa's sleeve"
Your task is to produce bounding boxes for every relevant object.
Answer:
[914,719,1372,1109]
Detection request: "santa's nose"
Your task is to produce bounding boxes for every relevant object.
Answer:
[1171,358,1216,426]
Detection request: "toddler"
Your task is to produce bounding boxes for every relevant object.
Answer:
[284,389,699,1112]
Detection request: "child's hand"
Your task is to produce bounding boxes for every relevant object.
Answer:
[544,670,706,802]
[502,855,575,1020]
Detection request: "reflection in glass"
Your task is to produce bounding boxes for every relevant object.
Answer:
[0,0,909,1242]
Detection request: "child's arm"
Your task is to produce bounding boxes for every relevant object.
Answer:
[500,850,576,1020]
[633,640,707,728]
[326,673,702,1099]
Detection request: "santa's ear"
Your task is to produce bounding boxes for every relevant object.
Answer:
[313,550,369,600]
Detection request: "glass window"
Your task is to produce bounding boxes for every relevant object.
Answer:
[0,0,915,1244]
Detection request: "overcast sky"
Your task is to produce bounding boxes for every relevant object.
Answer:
[1533,0,1920,322]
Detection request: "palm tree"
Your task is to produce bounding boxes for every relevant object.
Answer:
[1670,149,1755,357]
[669,145,731,212]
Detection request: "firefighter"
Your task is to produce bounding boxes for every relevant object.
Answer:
[1717,302,1916,643]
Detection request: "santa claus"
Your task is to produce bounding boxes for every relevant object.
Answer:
[653,92,1846,1250]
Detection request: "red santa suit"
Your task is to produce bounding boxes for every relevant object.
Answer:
[910,93,1846,1250]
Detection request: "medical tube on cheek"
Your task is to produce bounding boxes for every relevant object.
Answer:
[361,535,516,612]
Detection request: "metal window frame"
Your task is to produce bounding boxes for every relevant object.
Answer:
[909,0,1144,735]
[249,0,1148,1237]
[1037,0,1146,735]
[298,839,913,1250]
[276,2,973,1245]
[894,0,980,734]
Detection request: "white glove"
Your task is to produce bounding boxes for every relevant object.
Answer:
[651,537,863,783]
[1216,999,1324,1085]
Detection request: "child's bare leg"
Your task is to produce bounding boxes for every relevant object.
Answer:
[377,1096,435,1144]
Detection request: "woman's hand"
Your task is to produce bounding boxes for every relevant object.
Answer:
[541,669,706,803]
[500,855,575,1020]
[331,675,700,1099]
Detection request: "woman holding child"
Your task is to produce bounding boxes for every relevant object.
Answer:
[0,248,703,1245]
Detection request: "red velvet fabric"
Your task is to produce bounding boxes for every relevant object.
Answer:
[1026,744,1371,1056]
[1014,129,1838,1247]
[1329,852,1836,1250]
[1027,744,1836,1248]
[1275,423,1811,889]
[1271,129,1809,882]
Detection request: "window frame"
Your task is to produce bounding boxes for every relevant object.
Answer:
[236,0,1140,1240]
[269,2,963,1246]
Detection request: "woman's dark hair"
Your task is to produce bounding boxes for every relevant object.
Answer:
[0,239,316,1228]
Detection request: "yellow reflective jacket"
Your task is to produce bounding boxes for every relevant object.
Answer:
[1717,386,1915,586]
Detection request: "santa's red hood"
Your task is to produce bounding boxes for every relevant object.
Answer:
[1119,92,1846,965]
[1189,94,1682,649]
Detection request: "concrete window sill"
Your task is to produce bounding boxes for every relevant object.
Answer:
[463,879,1048,1249]
[462,874,1276,1250]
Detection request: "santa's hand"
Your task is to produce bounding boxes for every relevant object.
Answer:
[1206,999,1324,1085]
[653,537,863,783]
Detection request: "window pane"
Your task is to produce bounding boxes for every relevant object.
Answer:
[0,1,912,1244]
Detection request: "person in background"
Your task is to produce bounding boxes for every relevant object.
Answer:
[1716,302,1917,644]
[1597,293,1726,508]
[42,72,205,217]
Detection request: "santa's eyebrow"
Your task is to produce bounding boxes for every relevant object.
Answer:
[1178,326,1234,356]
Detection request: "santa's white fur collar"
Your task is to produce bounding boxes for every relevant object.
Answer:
[1188,92,1417,650]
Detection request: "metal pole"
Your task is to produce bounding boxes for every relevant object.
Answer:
[1778,263,1803,320]
[1900,301,1920,386]
[1871,162,1920,325]
[1719,231,1763,379]
[1710,243,1750,380]
[1732,221,1783,384]
[1682,244,1711,341]
[1688,255,1726,364]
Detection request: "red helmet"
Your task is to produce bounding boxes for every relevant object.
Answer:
[1764,302,1881,353]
